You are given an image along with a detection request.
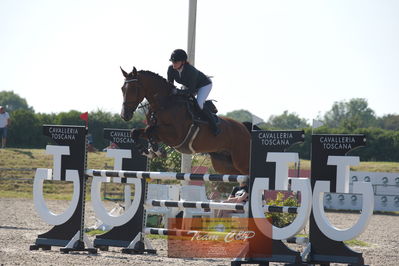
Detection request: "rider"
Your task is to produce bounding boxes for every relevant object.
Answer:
[167,49,220,136]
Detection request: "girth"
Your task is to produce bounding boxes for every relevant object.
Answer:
[173,124,200,154]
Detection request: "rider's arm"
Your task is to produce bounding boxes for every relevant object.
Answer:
[167,65,175,84]
[228,186,239,200]
[183,64,199,95]
[236,192,248,203]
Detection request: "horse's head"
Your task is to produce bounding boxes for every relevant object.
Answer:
[120,67,145,121]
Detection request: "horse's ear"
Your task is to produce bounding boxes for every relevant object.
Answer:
[120,67,128,78]
[133,67,137,76]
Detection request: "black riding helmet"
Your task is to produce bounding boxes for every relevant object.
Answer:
[169,49,188,62]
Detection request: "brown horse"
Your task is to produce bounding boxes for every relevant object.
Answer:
[120,67,250,175]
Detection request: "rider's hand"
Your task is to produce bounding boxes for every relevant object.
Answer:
[174,89,190,97]
[180,90,191,96]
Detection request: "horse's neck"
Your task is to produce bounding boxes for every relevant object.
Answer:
[140,72,172,111]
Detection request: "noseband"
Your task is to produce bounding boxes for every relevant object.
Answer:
[124,78,138,83]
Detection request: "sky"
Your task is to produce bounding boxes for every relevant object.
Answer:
[1,0,399,122]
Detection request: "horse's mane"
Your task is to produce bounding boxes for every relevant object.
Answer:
[138,70,176,90]
[137,70,186,110]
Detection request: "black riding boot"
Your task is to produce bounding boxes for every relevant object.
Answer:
[203,108,220,136]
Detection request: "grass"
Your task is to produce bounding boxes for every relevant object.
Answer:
[86,229,107,236]
[293,234,369,247]
[0,148,114,199]
[291,159,399,173]
[351,161,399,173]
[344,239,370,247]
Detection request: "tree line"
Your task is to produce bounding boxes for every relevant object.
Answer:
[1,91,398,161]
[226,98,399,131]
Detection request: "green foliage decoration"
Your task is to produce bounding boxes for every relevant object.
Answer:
[149,145,182,173]
[265,192,299,228]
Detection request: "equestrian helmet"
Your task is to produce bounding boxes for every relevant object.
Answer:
[170,49,188,62]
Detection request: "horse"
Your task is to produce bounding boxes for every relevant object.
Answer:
[120,67,251,175]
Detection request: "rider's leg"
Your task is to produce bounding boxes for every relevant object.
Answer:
[203,107,220,135]
[196,83,212,109]
[197,84,220,136]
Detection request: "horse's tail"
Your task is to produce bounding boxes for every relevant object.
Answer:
[242,121,261,132]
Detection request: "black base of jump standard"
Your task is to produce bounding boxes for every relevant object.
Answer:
[121,241,157,255]
[231,259,309,266]
[94,241,157,254]
[29,244,51,251]
[30,239,97,254]
[231,259,367,266]
[59,240,97,254]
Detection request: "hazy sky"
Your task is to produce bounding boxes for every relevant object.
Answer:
[1,0,398,122]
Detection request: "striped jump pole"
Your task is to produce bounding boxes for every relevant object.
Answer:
[144,227,228,237]
[286,236,308,246]
[86,169,248,183]
[145,199,299,214]
[263,205,298,214]
[145,199,246,211]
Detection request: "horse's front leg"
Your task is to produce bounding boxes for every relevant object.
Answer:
[130,128,153,157]
[146,126,167,158]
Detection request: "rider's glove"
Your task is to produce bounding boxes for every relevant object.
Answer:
[175,89,191,97]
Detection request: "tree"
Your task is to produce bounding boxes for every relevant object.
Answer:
[377,114,399,131]
[266,110,309,129]
[323,98,377,129]
[224,109,254,122]
[0,91,33,112]
[54,110,86,126]
[7,109,44,148]
[89,109,146,150]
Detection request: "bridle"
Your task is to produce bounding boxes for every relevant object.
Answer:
[121,73,167,121]
[124,78,138,83]
[122,78,139,111]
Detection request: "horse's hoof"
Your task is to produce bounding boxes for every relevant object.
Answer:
[131,129,140,138]
[148,150,157,159]
[142,152,154,159]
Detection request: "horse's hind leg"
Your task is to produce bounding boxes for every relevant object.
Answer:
[230,145,250,175]
[209,153,242,175]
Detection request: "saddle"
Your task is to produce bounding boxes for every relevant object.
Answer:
[188,98,219,125]
[172,94,220,154]
[172,92,218,124]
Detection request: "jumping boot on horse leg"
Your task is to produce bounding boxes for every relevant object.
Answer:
[133,142,150,157]
[131,128,151,157]
[149,141,167,158]
[202,107,220,136]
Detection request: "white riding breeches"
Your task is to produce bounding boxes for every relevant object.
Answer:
[196,83,212,109]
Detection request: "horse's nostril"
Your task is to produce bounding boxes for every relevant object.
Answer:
[121,109,133,121]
